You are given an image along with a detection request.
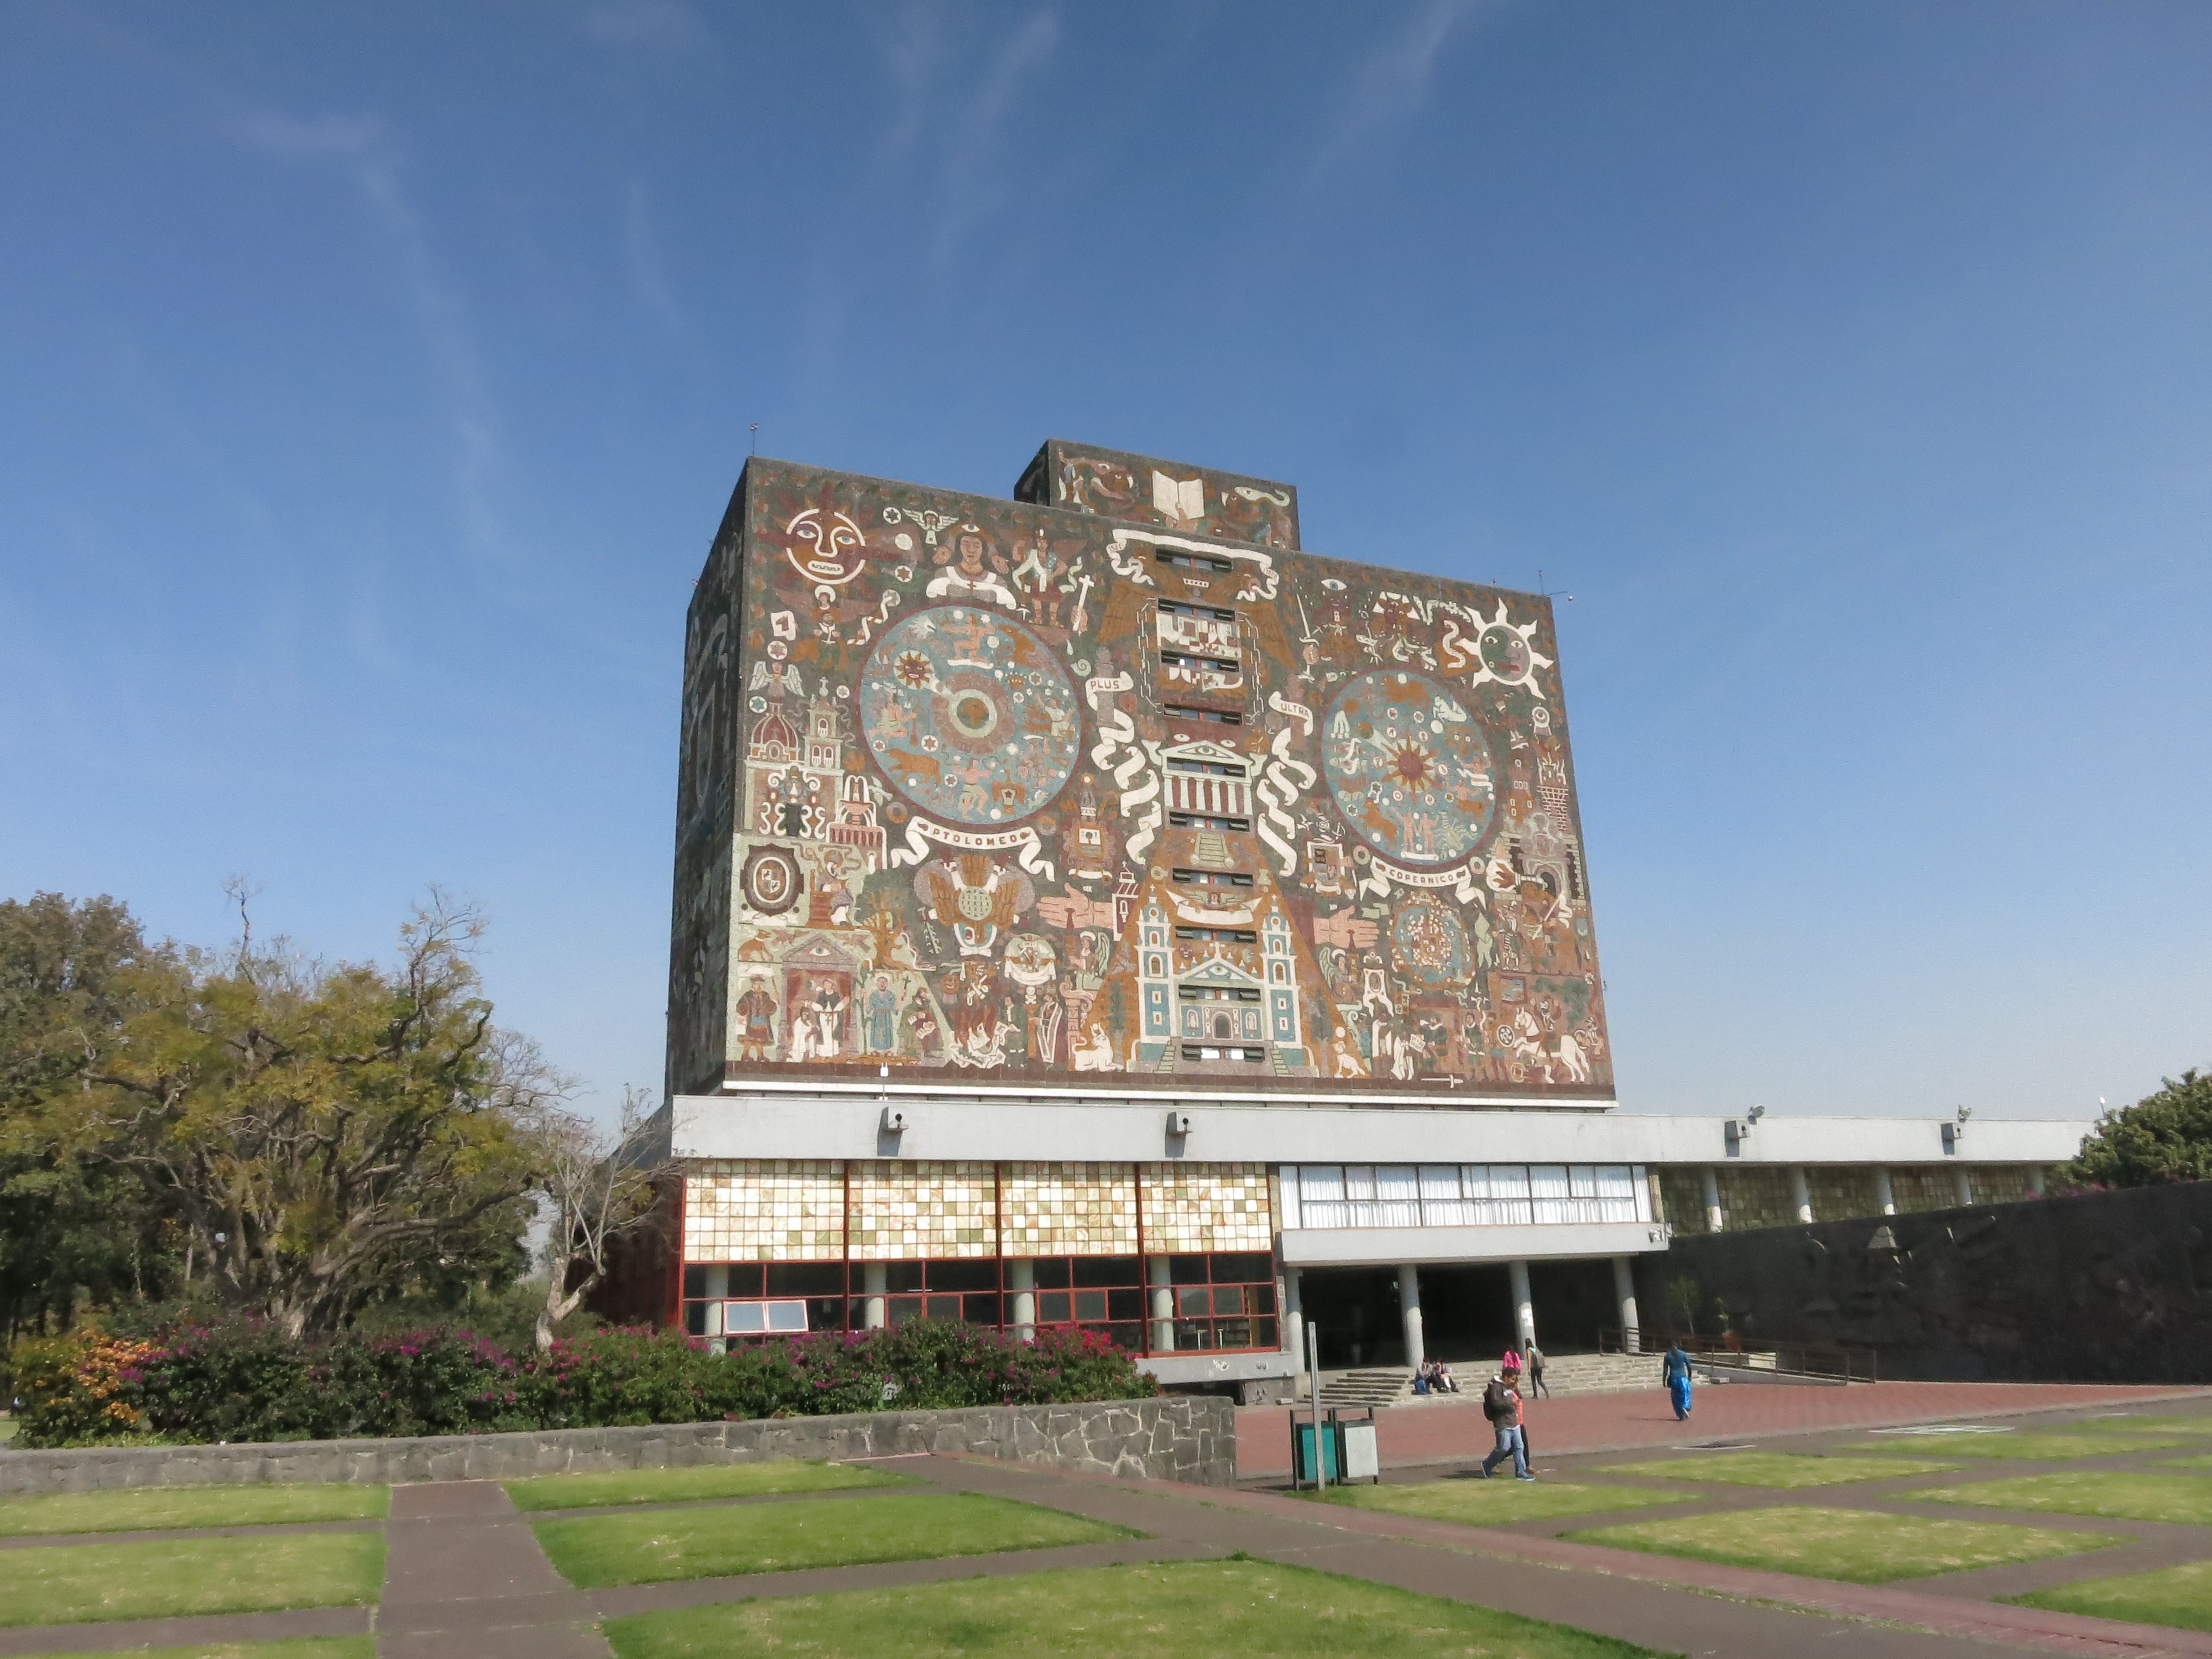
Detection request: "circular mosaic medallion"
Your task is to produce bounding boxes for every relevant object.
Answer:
[1391,898,1473,988]
[859,607,1082,826]
[739,843,802,915]
[1322,669,1498,866]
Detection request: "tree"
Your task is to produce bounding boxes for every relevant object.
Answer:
[2063,1071,2212,1190]
[72,893,562,1337]
[531,1086,671,1349]
[0,894,181,1338]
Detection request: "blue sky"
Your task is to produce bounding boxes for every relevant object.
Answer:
[3,2,2206,1124]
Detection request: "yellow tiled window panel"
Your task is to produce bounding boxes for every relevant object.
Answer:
[1002,1162,1138,1255]
[849,1160,999,1260]
[1141,1163,1275,1253]
[683,1160,844,1262]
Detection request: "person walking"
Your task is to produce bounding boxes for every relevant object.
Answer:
[1525,1340,1550,1400]
[1479,1356,1534,1480]
[1663,1337,1694,1421]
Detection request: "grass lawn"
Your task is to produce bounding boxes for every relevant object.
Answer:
[0,1417,16,1444]
[1317,1477,1702,1526]
[2160,1453,2212,1471]
[2064,1415,2212,1438]
[1863,1432,2182,1461]
[0,1484,389,1537]
[2009,1558,2212,1634]
[603,1557,1669,1659]
[504,1459,912,1512]
[1565,1505,2120,1584]
[1596,1453,1961,1488]
[533,1491,1134,1588]
[0,1533,385,1627]
[1921,1470,2212,1526]
[8,1643,374,1659]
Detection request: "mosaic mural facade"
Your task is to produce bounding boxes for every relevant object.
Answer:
[667,440,1610,1102]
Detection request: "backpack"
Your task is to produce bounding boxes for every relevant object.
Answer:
[1483,1378,1515,1422]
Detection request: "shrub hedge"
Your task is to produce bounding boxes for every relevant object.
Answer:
[7,1319,1158,1449]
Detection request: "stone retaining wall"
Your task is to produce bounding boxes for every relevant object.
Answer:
[0,1396,1235,1495]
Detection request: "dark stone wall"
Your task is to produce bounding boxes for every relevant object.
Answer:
[1635,1183,2212,1384]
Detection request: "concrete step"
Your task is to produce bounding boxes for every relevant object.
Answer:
[1313,1369,1413,1408]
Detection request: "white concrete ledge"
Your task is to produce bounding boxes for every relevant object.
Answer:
[670,1094,2088,1168]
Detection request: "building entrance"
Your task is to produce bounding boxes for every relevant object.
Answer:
[1296,1266,1401,1368]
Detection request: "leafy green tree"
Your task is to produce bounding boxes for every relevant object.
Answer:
[0,894,180,1338]
[70,895,560,1337]
[2063,1071,2212,1188]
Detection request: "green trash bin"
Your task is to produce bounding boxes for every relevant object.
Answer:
[1291,1418,1343,1488]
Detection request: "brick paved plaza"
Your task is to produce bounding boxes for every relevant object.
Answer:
[2,1383,2210,1658]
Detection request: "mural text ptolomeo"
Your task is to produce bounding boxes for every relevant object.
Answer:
[668,441,1609,1102]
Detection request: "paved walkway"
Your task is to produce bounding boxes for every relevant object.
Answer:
[1238,1378,2210,1478]
[1,1387,2207,1659]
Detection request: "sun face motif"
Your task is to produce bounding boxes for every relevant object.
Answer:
[1389,742,1434,787]
[1464,601,1554,695]
[893,651,934,689]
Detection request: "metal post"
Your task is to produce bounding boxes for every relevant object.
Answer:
[1307,1319,1326,1493]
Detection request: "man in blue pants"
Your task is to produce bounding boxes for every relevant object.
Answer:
[1663,1339,1694,1421]
[1479,1359,1533,1480]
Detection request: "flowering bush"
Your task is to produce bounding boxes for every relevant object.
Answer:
[8,1318,1156,1448]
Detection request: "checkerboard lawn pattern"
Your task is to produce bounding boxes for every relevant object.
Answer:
[533,1491,1134,1588]
[1921,1470,2212,1525]
[2010,1558,2212,1634]
[1319,1478,1700,1525]
[1863,1432,2184,1460]
[0,1484,389,1536]
[1597,1453,1961,1488]
[7,1642,373,1659]
[602,1558,1670,1658]
[0,1533,385,1627]
[1565,1505,2122,1584]
[503,1460,912,1511]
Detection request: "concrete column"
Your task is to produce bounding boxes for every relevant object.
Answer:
[1397,1264,1425,1371]
[1700,1166,1725,1233]
[703,1264,728,1347]
[1149,1255,1175,1352]
[862,1261,887,1330]
[1508,1259,1537,1352]
[1008,1258,1036,1340]
[2025,1165,2046,1198]
[1611,1256,1641,1353]
[1789,1165,1813,1225]
[1282,1268,1305,1381]
[1953,1166,1974,1208]
[1872,1167,1896,1215]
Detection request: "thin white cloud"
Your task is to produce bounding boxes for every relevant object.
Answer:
[1311,0,1485,183]
[236,109,511,576]
[928,8,1060,265]
[581,0,716,55]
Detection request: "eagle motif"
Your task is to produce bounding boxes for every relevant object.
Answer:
[914,854,1036,957]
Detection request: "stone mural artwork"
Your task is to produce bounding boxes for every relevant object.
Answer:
[666,440,1610,1102]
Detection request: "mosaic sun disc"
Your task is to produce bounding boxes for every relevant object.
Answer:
[1323,669,1497,866]
[860,607,1082,826]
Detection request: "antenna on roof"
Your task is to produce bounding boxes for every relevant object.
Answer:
[749,422,759,457]
[1538,569,1574,603]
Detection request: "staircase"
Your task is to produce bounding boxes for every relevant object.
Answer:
[1528,1352,1662,1396]
[1314,1369,1414,1409]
